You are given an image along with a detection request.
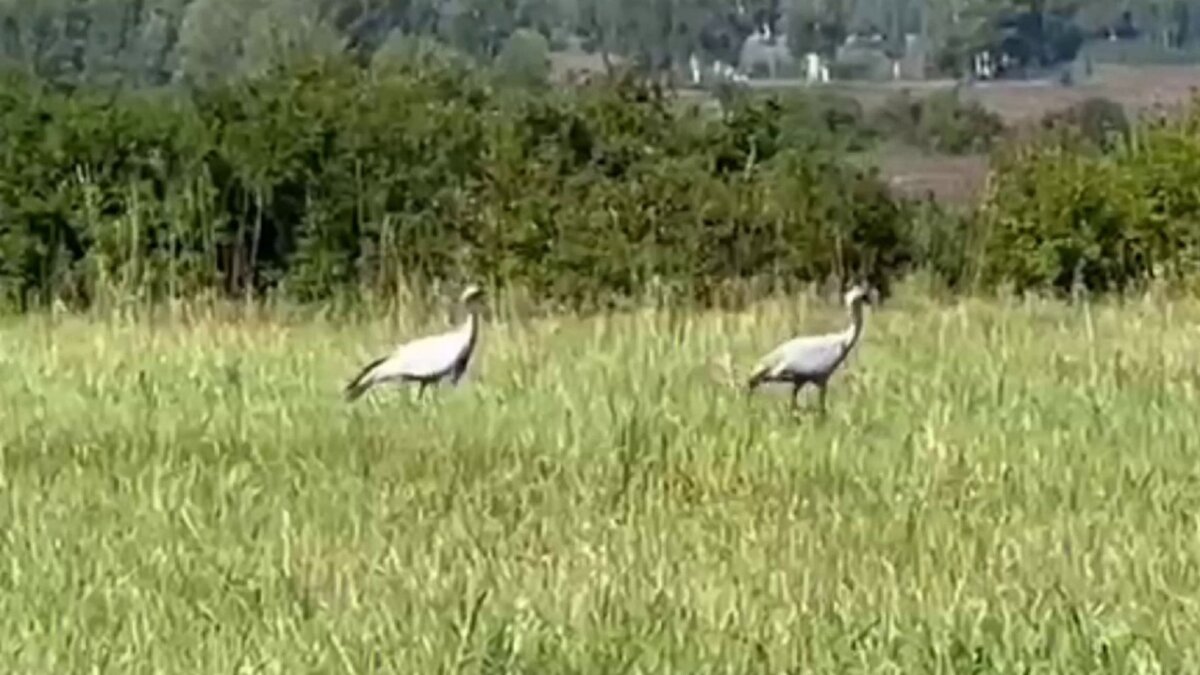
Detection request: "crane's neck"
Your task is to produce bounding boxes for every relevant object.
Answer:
[843,299,866,351]
[459,304,481,353]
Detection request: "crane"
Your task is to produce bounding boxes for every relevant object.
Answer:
[344,284,485,402]
[746,284,873,413]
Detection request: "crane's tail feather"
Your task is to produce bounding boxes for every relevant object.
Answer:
[345,355,388,402]
[746,360,771,391]
[746,370,765,393]
[746,356,782,396]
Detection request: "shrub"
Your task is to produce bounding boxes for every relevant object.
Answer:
[0,60,916,310]
[973,98,1200,295]
[905,197,977,291]
[0,73,217,306]
[709,90,876,160]
[1040,96,1130,152]
[872,88,1006,154]
[778,91,876,153]
[974,146,1147,294]
[371,32,475,73]
[494,28,551,88]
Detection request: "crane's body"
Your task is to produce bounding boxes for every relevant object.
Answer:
[345,285,484,402]
[747,285,871,412]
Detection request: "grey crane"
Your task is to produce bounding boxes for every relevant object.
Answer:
[746,283,873,413]
[344,284,485,402]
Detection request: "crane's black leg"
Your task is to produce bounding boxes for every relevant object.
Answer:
[817,384,828,416]
[416,381,428,401]
[791,382,802,411]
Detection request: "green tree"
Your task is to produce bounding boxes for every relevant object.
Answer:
[117,0,185,87]
[786,0,857,57]
[0,0,184,87]
[440,0,517,59]
[576,0,623,70]
[371,30,472,71]
[177,0,263,87]
[494,27,550,86]
[177,0,344,88]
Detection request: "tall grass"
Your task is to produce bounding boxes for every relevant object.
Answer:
[1,285,1199,672]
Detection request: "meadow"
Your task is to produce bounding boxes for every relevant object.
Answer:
[2,284,1199,673]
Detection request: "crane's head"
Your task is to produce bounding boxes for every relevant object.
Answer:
[843,283,873,307]
[459,284,485,305]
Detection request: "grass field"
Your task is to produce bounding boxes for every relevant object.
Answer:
[3,286,1200,672]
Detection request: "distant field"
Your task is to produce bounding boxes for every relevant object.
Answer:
[747,64,1200,207]
[963,64,1200,122]
[747,64,1200,122]
[3,287,1200,671]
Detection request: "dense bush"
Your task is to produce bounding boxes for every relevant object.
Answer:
[905,197,978,291]
[872,89,1007,155]
[778,91,878,153]
[974,98,1200,294]
[709,88,878,155]
[494,28,551,88]
[1040,96,1130,152]
[0,59,915,310]
[974,146,1143,293]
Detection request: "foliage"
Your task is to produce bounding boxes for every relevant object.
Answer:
[994,8,1086,72]
[4,0,1198,89]
[0,71,215,306]
[370,31,475,72]
[974,98,1200,294]
[871,88,1007,155]
[723,88,878,155]
[0,59,915,309]
[976,146,1141,294]
[905,196,978,290]
[786,0,854,58]
[0,0,185,87]
[1040,96,1130,152]
[177,0,347,88]
[494,27,552,88]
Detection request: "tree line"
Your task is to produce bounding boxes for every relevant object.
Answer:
[0,56,916,309]
[2,0,1199,90]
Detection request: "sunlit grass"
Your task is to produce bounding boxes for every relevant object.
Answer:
[2,287,1200,672]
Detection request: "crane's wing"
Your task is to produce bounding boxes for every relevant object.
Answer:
[379,328,470,380]
[751,332,849,382]
[344,326,469,401]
